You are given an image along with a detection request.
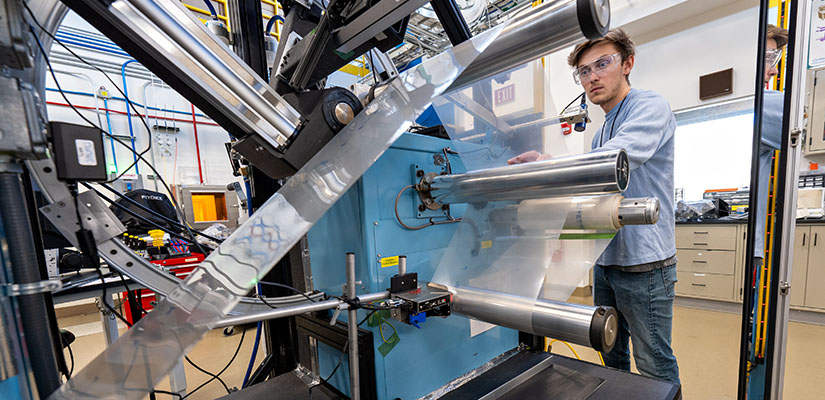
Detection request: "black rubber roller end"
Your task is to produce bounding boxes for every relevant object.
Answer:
[577,0,611,40]
[590,305,618,353]
[615,149,629,192]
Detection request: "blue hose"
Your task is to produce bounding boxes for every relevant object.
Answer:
[202,0,218,19]
[242,284,263,387]
[265,15,285,35]
[102,97,118,172]
[121,59,140,175]
[44,87,209,118]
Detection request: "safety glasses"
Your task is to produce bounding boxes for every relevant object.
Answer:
[573,53,621,85]
[766,48,783,69]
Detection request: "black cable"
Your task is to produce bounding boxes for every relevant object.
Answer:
[151,389,183,399]
[84,183,208,246]
[24,7,210,257]
[64,340,75,379]
[96,182,224,243]
[255,281,316,303]
[112,272,231,396]
[308,310,375,397]
[23,2,153,182]
[366,50,380,85]
[181,326,247,399]
[562,92,585,113]
[66,183,134,330]
[185,356,231,395]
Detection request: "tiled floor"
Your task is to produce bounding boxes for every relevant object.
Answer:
[58,300,825,399]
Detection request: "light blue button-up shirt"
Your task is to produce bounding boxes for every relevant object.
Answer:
[754,90,784,258]
[591,88,677,266]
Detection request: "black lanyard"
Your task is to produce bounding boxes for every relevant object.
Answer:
[598,94,628,148]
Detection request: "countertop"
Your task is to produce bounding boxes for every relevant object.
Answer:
[676,218,825,225]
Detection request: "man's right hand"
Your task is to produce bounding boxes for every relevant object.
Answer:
[507,150,552,164]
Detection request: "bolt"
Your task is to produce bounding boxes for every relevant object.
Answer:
[416,170,424,177]
[418,204,426,212]
[442,205,449,210]
[374,221,379,226]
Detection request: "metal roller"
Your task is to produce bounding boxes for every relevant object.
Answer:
[423,149,629,205]
[490,194,659,231]
[447,285,617,353]
[448,0,611,91]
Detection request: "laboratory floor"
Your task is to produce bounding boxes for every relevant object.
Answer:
[56,299,825,400]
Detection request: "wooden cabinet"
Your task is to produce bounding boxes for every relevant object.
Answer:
[803,226,825,309]
[790,227,809,307]
[675,224,744,302]
[674,223,825,311]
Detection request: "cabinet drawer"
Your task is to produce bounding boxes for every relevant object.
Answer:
[676,225,739,250]
[676,249,736,275]
[675,272,735,300]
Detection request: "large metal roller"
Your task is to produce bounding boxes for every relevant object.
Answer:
[448,0,611,91]
[489,194,660,231]
[447,285,617,353]
[423,149,629,205]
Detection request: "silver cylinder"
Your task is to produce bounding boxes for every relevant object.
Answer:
[128,0,300,141]
[398,255,407,276]
[427,149,629,205]
[619,197,660,225]
[494,195,660,231]
[449,285,617,352]
[345,253,360,400]
[448,0,610,91]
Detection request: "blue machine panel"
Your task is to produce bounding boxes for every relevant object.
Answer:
[308,132,517,400]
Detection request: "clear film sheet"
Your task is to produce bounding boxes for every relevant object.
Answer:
[430,60,622,330]
[52,26,502,400]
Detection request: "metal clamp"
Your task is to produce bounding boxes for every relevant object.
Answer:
[1,280,63,297]
[779,281,791,296]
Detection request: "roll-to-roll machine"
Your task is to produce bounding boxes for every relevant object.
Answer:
[0,0,680,398]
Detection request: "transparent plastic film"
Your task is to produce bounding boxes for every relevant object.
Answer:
[52,27,503,399]
[430,59,619,330]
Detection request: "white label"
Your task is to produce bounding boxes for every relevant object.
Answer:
[809,0,825,68]
[75,139,97,166]
[44,249,59,278]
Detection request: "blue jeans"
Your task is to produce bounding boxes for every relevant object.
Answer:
[594,264,681,385]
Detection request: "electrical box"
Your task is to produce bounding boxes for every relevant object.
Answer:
[49,122,108,182]
[806,68,825,155]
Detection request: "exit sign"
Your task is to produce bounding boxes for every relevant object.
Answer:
[494,84,515,105]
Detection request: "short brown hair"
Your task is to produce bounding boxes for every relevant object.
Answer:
[567,29,635,83]
[767,24,788,48]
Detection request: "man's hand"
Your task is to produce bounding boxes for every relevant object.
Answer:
[507,150,552,164]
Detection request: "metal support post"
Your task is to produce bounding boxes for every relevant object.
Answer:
[345,252,360,400]
[398,255,406,276]
[98,293,119,346]
[167,358,188,396]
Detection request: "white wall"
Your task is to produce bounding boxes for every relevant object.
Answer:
[542,0,760,155]
[47,12,240,193]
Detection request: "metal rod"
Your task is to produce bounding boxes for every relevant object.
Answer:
[448,0,610,91]
[213,291,390,328]
[427,149,629,205]
[345,253,360,400]
[448,285,617,352]
[398,255,407,276]
[99,293,120,345]
[127,0,300,141]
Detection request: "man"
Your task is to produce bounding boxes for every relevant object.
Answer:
[509,29,680,385]
[755,24,787,262]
